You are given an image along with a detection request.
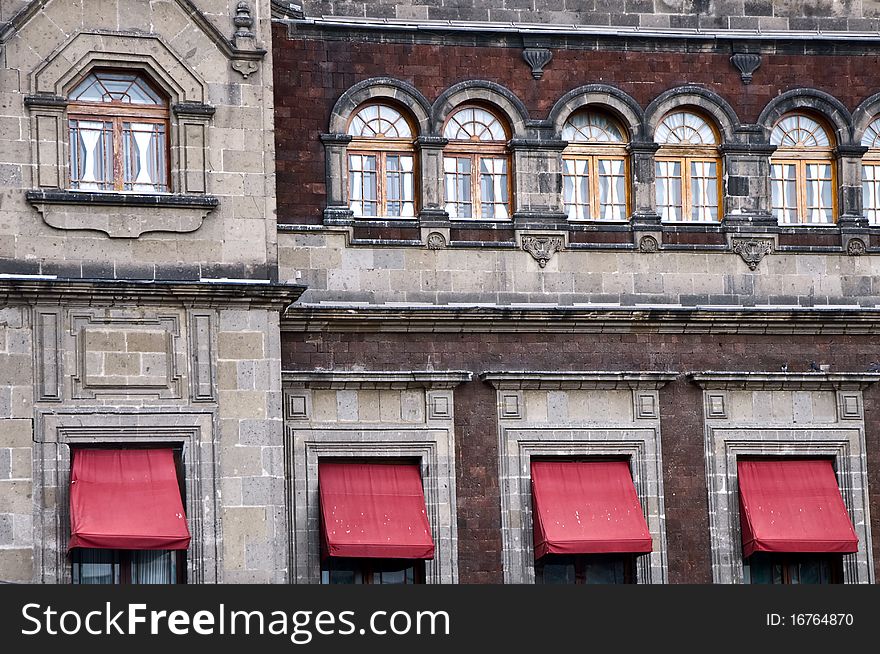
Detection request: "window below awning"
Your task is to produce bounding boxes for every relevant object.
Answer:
[319,461,435,560]
[68,448,190,551]
[530,460,653,558]
[737,458,858,558]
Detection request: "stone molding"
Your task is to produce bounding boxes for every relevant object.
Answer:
[281,370,472,389]
[0,279,305,310]
[688,371,880,391]
[480,371,678,390]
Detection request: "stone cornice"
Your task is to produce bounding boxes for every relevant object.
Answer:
[282,304,880,335]
[688,371,880,390]
[480,371,678,390]
[0,278,305,310]
[281,370,473,389]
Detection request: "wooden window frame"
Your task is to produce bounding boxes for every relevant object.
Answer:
[562,152,630,221]
[346,103,418,219]
[770,152,838,225]
[68,88,170,193]
[443,105,512,221]
[654,116,724,225]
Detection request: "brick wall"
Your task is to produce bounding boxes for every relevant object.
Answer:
[299,0,880,31]
[273,24,880,224]
[282,329,880,583]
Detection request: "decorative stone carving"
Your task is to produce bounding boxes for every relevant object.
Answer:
[426,232,447,250]
[234,1,255,39]
[732,238,773,271]
[231,59,259,78]
[638,235,659,253]
[522,48,553,80]
[521,234,564,268]
[847,238,867,256]
[730,53,761,84]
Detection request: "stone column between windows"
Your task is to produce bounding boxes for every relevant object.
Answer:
[627,141,661,226]
[415,135,448,224]
[509,138,568,228]
[319,132,354,224]
[720,140,777,224]
[836,145,870,224]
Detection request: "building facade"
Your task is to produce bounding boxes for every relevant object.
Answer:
[3,0,880,584]
[0,0,303,584]
[274,1,880,584]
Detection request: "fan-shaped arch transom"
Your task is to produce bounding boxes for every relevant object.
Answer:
[861,118,880,149]
[562,111,627,143]
[656,111,718,146]
[771,114,831,148]
[443,107,507,141]
[348,104,413,139]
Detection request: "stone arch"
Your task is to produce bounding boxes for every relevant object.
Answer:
[852,93,880,146]
[431,80,529,138]
[645,86,740,143]
[33,32,206,104]
[548,84,644,141]
[328,77,431,136]
[757,89,853,146]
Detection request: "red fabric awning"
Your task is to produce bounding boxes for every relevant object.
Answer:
[69,449,190,551]
[319,461,434,559]
[738,458,858,557]
[531,460,653,558]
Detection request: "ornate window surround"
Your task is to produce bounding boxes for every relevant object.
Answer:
[481,371,676,585]
[23,32,218,238]
[282,370,472,584]
[689,371,877,585]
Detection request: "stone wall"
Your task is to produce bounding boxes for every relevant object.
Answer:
[298,0,880,31]
[281,328,880,583]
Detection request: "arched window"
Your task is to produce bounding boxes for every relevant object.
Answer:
[346,103,416,218]
[443,106,510,220]
[561,111,629,221]
[654,111,721,222]
[861,118,880,224]
[770,114,836,224]
[68,70,169,192]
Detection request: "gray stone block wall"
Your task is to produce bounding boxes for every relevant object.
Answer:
[299,0,880,31]
[0,306,34,583]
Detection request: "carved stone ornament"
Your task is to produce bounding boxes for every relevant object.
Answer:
[847,238,867,256]
[426,232,447,250]
[231,59,259,78]
[521,234,563,268]
[234,1,255,38]
[730,53,761,85]
[522,48,553,80]
[732,238,773,271]
[639,235,659,253]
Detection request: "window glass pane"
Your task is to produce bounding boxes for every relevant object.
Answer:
[70,72,163,105]
[805,163,833,224]
[690,159,719,221]
[347,104,412,138]
[69,120,113,190]
[598,158,626,220]
[538,559,577,584]
[656,160,682,221]
[444,157,472,219]
[771,163,799,223]
[132,550,176,584]
[72,548,119,584]
[863,165,880,224]
[563,158,590,220]
[562,111,626,143]
[123,122,167,192]
[348,154,377,216]
[479,157,508,219]
[444,107,506,141]
[656,111,717,145]
[771,114,831,147]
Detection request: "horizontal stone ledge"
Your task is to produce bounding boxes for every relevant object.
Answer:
[281,304,880,335]
[479,371,679,390]
[687,371,880,390]
[281,370,473,389]
[25,190,219,209]
[0,278,306,310]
